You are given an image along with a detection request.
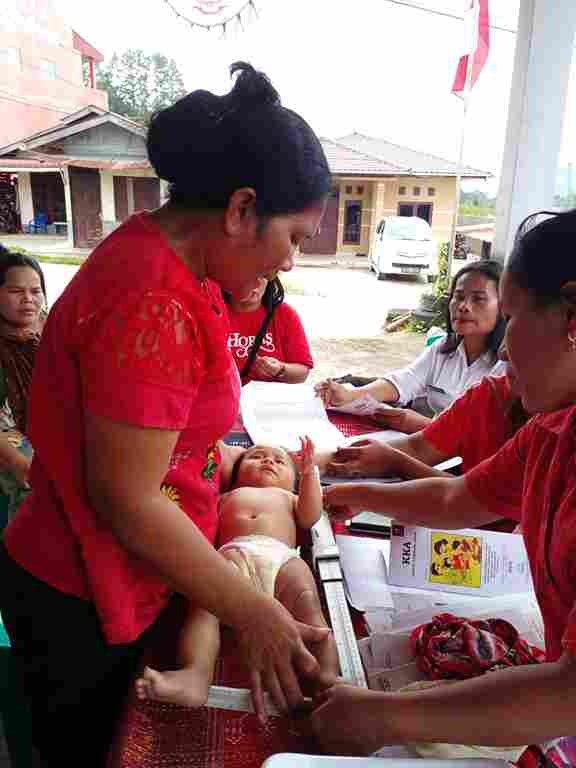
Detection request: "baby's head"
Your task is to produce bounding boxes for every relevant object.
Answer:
[231,444,298,492]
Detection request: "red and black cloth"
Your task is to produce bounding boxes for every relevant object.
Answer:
[411,612,545,681]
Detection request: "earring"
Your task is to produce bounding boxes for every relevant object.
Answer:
[569,334,576,352]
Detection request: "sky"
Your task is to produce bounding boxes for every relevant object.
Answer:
[54,0,576,196]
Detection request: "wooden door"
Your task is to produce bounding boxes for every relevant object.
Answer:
[133,177,160,213]
[113,176,129,222]
[300,190,339,255]
[70,167,102,248]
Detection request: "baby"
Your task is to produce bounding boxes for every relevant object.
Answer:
[135,436,339,710]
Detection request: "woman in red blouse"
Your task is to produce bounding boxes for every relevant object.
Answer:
[0,62,331,767]
[312,209,576,755]
[226,276,314,384]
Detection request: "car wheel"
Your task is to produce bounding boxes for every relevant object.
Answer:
[377,271,387,281]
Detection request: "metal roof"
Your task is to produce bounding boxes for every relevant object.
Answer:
[337,132,489,178]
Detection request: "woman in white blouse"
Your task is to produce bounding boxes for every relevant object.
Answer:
[315,261,506,433]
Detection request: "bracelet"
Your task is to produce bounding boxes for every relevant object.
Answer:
[274,364,286,380]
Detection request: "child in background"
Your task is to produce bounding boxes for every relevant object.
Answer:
[136,437,339,715]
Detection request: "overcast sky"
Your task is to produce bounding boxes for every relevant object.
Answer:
[55,0,576,194]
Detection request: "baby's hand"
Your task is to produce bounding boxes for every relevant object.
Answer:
[295,435,316,475]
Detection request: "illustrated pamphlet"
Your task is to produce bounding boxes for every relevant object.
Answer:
[388,524,533,596]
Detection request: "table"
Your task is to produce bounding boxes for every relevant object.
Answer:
[110,414,374,768]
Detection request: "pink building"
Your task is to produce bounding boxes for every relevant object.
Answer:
[0,0,107,148]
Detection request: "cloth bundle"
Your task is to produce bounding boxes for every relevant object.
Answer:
[411,612,545,680]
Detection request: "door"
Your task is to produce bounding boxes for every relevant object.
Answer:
[70,167,102,248]
[300,189,339,255]
[133,178,160,212]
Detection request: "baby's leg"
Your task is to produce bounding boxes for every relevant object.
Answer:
[135,602,220,707]
[275,557,340,691]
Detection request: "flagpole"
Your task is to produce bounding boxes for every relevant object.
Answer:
[447,6,476,281]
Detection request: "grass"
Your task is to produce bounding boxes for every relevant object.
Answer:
[35,254,85,266]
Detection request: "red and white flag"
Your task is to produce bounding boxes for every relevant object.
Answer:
[452,0,490,95]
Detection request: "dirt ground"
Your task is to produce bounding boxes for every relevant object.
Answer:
[307,331,426,384]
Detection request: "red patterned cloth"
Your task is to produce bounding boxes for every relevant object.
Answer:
[111,631,317,768]
[411,613,545,680]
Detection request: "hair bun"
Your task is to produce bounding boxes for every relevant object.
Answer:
[227,61,280,109]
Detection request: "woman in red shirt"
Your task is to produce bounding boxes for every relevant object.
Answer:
[313,209,576,754]
[324,353,527,480]
[226,276,313,384]
[0,62,331,767]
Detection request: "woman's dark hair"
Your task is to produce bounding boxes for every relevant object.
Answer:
[507,209,576,306]
[0,245,47,302]
[441,260,505,360]
[147,62,331,217]
[224,277,285,381]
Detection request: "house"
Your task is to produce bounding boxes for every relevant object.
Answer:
[0,0,107,147]
[0,109,488,253]
[0,106,162,247]
[0,0,108,235]
[301,133,488,257]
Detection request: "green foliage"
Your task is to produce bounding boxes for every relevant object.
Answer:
[97,50,186,123]
[411,242,451,332]
[553,193,576,210]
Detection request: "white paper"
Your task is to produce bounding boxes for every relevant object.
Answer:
[335,534,393,610]
[388,524,534,597]
[240,382,344,452]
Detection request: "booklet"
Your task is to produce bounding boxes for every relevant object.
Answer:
[388,524,533,596]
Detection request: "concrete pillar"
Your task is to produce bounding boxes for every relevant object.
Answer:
[99,171,116,223]
[493,0,576,261]
[17,172,33,230]
[126,178,135,216]
[61,167,74,248]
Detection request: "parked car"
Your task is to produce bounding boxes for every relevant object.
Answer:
[369,215,437,282]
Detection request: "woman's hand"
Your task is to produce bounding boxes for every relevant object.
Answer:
[322,483,367,521]
[234,594,331,720]
[326,439,401,478]
[10,453,31,489]
[251,355,284,380]
[372,407,430,434]
[310,684,393,755]
[314,379,356,408]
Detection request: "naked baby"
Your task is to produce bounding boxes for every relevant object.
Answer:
[135,436,339,714]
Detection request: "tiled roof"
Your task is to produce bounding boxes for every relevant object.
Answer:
[337,132,489,178]
[320,137,404,176]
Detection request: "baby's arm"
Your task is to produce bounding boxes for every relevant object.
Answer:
[294,436,323,529]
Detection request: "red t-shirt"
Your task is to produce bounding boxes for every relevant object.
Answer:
[227,303,313,384]
[423,375,514,473]
[466,406,576,661]
[5,213,240,644]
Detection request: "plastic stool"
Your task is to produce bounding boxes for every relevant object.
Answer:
[0,620,37,768]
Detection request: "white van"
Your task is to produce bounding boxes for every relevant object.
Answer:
[369,215,437,282]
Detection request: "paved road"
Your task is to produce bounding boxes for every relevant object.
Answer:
[40,262,429,339]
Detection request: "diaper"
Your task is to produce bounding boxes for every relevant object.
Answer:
[218,535,299,596]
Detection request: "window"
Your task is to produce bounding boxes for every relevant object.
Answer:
[38,59,56,80]
[343,200,362,244]
[398,185,407,195]
[413,186,421,196]
[356,185,364,195]
[345,185,353,194]
[398,202,433,224]
[428,187,436,197]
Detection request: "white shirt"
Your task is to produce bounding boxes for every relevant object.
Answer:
[384,338,505,415]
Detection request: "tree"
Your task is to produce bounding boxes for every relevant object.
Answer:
[97,49,186,123]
